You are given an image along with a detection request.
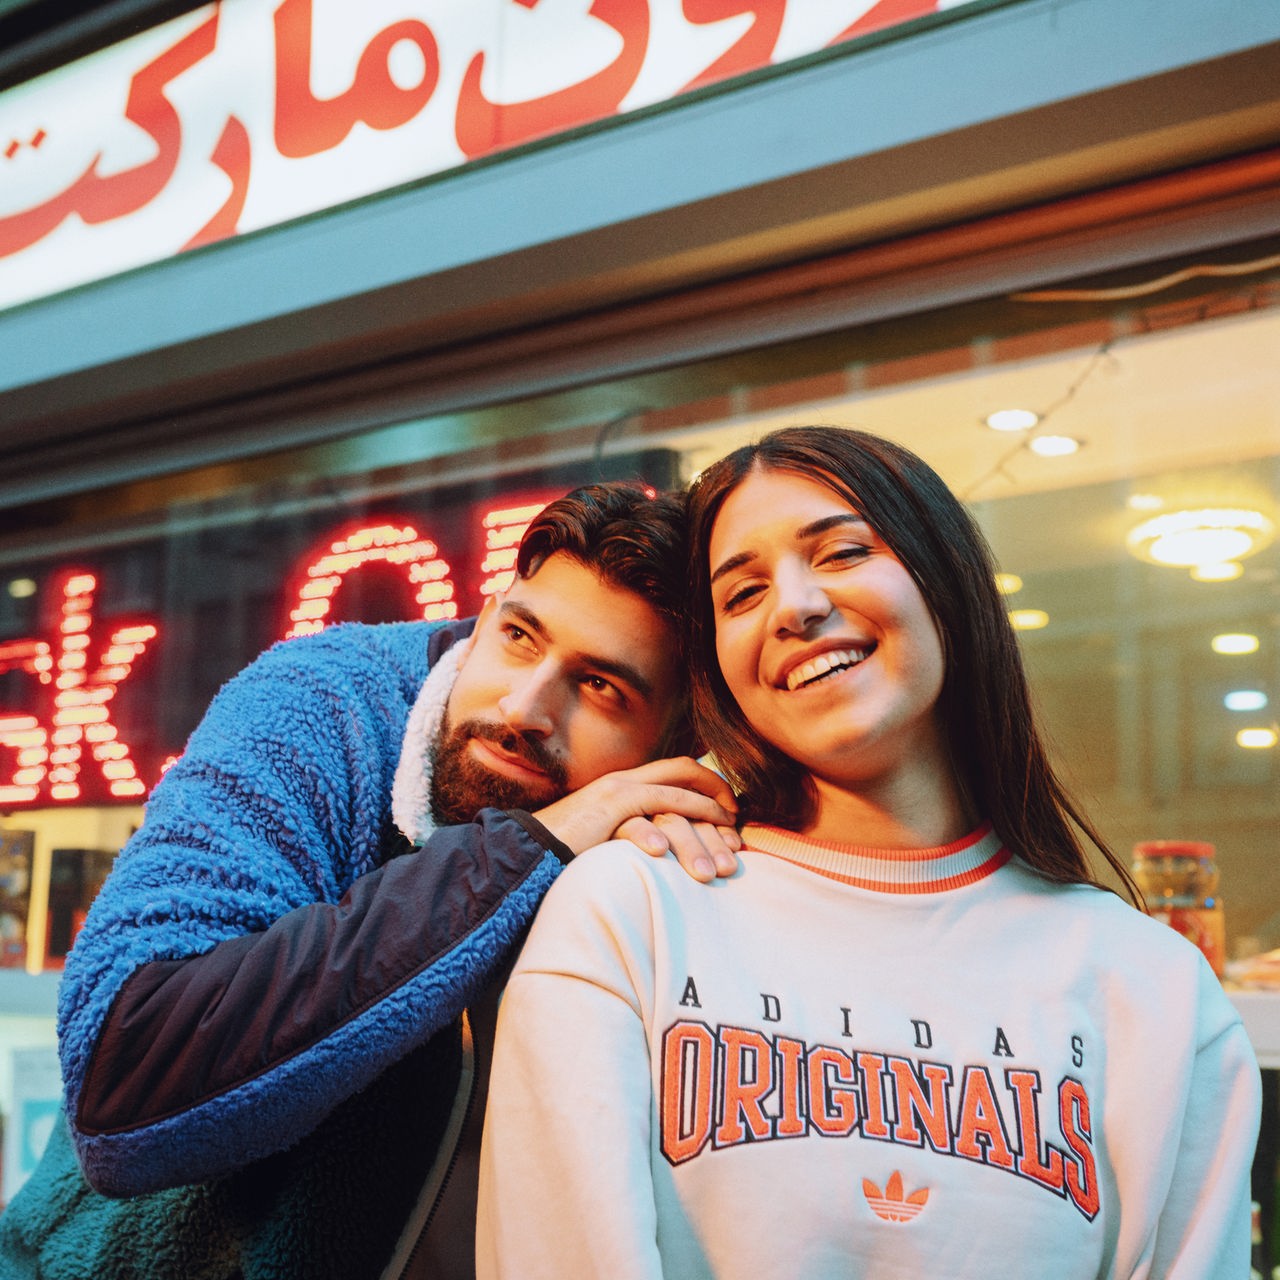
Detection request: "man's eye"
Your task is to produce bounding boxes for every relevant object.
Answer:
[583,675,624,705]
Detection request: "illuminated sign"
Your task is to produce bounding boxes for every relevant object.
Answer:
[0,0,974,310]
[284,522,461,639]
[0,454,678,808]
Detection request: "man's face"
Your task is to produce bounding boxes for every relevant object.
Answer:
[431,552,680,823]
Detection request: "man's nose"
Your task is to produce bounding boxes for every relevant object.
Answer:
[771,565,832,637]
[497,666,558,737]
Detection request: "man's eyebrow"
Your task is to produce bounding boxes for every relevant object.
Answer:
[582,653,656,701]
[500,600,550,642]
[500,600,656,701]
[710,513,867,586]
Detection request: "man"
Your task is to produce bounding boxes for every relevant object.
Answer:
[0,483,737,1279]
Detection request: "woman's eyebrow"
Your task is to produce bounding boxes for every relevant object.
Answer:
[710,550,754,587]
[710,514,868,585]
[796,513,868,540]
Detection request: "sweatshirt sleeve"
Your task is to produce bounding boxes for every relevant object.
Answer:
[477,842,666,1280]
[1145,969,1261,1279]
[58,622,571,1198]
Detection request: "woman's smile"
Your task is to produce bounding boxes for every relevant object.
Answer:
[709,465,949,791]
[779,643,874,692]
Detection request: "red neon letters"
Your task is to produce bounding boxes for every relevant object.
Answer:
[1,506,546,806]
[0,573,154,806]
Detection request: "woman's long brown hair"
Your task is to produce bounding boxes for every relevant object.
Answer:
[687,426,1140,903]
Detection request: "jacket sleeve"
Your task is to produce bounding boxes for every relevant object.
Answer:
[58,622,571,1198]
[1145,969,1261,1278]
[477,842,665,1280]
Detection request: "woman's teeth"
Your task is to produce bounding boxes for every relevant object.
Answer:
[785,648,868,692]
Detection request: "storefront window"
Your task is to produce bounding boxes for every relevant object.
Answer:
[1,240,1277,1202]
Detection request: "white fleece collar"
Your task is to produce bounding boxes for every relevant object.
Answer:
[391,640,466,847]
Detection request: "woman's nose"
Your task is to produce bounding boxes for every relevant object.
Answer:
[771,567,832,637]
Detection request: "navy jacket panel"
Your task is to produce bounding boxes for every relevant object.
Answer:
[56,619,567,1197]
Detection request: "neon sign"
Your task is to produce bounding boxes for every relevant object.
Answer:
[1,573,157,806]
[285,523,459,640]
[0,496,555,808]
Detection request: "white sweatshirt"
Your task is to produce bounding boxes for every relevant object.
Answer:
[477,824,1260,1278]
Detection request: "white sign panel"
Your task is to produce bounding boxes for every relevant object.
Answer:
[0,0,974,312]
[2,1043,61,1204]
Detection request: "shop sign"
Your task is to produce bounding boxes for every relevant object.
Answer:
[0,0,974,311]
[0,490,563,808]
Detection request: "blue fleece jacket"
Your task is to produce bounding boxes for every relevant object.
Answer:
[0,619,570,1279]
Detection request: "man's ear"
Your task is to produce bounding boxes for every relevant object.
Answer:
[456,594,499,670]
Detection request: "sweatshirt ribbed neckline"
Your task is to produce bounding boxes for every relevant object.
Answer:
[742,821,1010,894]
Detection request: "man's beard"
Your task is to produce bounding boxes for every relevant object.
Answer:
[430,713,571,825]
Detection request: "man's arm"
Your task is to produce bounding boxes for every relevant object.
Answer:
[62,622,568,1197]
[65,624,741,1199]
[535,755,741,880]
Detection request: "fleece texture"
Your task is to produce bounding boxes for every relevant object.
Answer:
[0,619,567,1280]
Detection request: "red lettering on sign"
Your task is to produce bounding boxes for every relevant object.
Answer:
[182,113,252,250]
[0,12,219,260]
[455,0,649,159]
[831,0,939,45]
[284,523,458,640]
[678,0,786,93]
[0,574,156,804]
[273,0,440,159]
[0,495,560,805]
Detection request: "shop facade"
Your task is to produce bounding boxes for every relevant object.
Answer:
[1,0,1279,1222]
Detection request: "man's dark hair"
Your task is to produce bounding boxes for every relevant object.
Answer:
[687,425,1139,902]
[517,482,696,755]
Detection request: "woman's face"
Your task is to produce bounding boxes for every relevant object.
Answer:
[708,465,949,793]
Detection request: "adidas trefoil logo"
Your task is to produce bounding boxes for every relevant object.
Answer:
[863,1170,929,1222]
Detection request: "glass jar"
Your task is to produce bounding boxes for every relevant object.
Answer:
[1131,840,1225,976]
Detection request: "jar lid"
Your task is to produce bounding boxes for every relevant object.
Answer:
[1133,839,1215,859]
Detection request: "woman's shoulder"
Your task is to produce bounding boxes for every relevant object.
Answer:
[551,839,700,904]
[1011,867,1235,993]
[527,840,722,943]
[510,841,693,981]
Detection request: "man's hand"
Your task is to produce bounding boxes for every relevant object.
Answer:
[533,757,740,882]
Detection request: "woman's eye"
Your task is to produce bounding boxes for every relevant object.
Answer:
[721,583,764,613]
[820,544,870,567]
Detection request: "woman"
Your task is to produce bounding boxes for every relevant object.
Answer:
[476,427,1260,1278]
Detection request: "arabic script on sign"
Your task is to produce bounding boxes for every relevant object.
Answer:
[0,0,955,310]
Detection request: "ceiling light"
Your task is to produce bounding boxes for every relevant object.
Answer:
[1028,435,1081,458]
[1127,508,1274,570]
[984,409,1039,433]
[1009,609,1049,631]
[1190,562,1244,582]
[1127,493,1164,512]
[1236,728,1278,750]
[1212,633,1260,656]
[995,573,1022,595]
[1224,690,1268,712]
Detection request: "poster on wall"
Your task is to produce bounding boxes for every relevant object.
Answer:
[1,1044,61,1207]
[0,831,34,970]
